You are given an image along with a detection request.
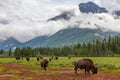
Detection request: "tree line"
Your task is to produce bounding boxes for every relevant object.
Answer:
[0,36,120,57]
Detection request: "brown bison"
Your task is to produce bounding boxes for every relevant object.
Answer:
[49,57,52,61]
[26,57,30,61]
[40,56,43,59]
[36,57,40,61]
[73,58,97,75]
[54,56,58,60]
[15,57,20,60]
[68,56,71,59]
[40,59,49,70]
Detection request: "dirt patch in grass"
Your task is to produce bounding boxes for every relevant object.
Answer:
[0,63,120,80]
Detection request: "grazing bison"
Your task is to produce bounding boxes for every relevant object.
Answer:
[40,56,43,59]
[54,56,58,60]
[15,57,20,60]
[26,57,30,61]
[40,59,49,70]
[73,58,97,75]
[68,56,71,59]
[36,57,40,61]
[49,57,52,61]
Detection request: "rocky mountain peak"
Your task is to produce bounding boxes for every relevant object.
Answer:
[79,2,108,13]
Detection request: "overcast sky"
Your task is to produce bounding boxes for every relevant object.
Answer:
[0,0,120,42]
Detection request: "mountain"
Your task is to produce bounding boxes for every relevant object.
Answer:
[24,36,48,48]
[0,2,120,50]
[113,10,120,16]
[0,28,119,50]
[48,11,75,21]
[48,2,108,21]
[0,37,23,50]
[34,28,119,47]
[79,2,108,13]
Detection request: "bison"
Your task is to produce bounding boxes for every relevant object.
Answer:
[54,56,58,60]
[40,56,43,59]
[36,57,40,61]
[40,59,49,70]
[68,56,71,59]
[15,57,20,60]
[73,58,97,75]
[49,57,52,62]
[26,57,30,61]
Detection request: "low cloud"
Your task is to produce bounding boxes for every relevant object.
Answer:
[0,0,120,42]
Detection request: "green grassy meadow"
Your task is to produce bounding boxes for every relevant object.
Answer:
[0,57,120,72]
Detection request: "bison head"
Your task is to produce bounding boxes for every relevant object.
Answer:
[91,66,98,74]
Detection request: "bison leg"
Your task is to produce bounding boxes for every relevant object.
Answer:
[44,67,46,70]
[86,69,90,74]
[74,67,78,74]
[85,67,90,75]
[43,64,47,71]
[85,68,87,75]
[41,66,43,70]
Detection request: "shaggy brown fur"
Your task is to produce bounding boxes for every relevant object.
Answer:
[73,58,97,75]
[15,57,20,60]
[26,57,30,61]
[54,56,58,60]
[40,59,49,70]
[36,57,40,61]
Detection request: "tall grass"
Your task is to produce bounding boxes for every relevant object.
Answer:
[0,58,16,64]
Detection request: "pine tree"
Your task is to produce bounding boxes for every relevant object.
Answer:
[8,48,12,56]
[14,48,21,57]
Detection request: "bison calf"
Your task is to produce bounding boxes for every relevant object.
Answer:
[73,58,97,75]
[40,59,49,70]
